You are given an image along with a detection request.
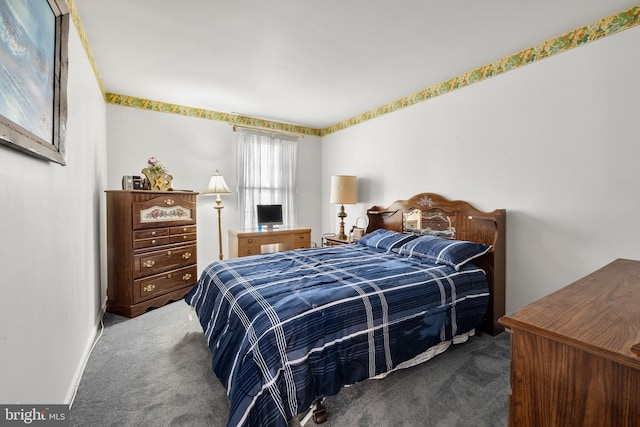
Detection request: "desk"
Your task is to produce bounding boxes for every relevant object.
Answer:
[499,259,640,426]
[228,227,311,258]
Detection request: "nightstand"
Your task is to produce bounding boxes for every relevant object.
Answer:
[323,235,353,246]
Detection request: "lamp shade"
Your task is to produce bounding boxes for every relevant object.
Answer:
[330,175,356,204]
[202,171,232,195]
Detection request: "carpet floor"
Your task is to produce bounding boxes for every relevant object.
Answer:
[70,300,510,427]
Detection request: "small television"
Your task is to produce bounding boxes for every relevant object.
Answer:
[257,204,283,229]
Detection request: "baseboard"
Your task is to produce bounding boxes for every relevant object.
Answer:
[65,303,106,406]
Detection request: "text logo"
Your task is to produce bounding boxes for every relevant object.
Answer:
[1,405,68,426]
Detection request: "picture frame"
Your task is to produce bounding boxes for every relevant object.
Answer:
[0,0,69,165]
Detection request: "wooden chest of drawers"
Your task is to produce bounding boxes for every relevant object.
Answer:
[228,227,311,257]
[106,190,198,317]
[499,259,640,426]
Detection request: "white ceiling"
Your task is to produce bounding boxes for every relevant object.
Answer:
[73,0,638,129]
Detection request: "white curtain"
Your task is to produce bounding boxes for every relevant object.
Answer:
[236,128,298,228]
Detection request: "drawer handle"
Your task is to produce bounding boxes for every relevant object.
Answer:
[183,235,187,239]
[151,231,156,236]
[183,273,192,281]
[299,235,305,239]
[247,250,253,255]
[167,250,172,256]
[182,252,192,259]
[183,227,188,232]
[151,239,156,244]
[143,284,156,292]
[248,238,253,243]
[164,199,175,206]
[143,260,155,268]
[166,273,172,279]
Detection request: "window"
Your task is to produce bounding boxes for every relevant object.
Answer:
[236,128,298,228]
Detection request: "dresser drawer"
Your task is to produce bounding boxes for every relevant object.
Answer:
[134,236,171,249]
[132,194,196,230]
[133,265,198,303]
[134,229,169,239]
[238,236,261,246]
[133,228,171,249]
[236,235,262,256]
[237,245,262,256]
[168,225,197,244]
[293,232,310,248]
[170,225,196,235]
[168,234,196,244]
[133,244,196,278]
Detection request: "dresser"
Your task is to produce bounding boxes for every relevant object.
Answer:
[106,190,198,317]
[499,259,640,426]
[228,227,311,258]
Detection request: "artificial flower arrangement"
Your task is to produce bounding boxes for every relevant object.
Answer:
[141,157,173,191]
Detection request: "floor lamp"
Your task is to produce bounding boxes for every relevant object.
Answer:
[330,175,357,239]
[202,171,232,260]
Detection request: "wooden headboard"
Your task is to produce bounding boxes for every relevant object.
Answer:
[366,193,506,336]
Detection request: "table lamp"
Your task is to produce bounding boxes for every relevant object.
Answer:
[330,175,356,239]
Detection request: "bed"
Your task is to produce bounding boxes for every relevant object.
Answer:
[185,193,506,427]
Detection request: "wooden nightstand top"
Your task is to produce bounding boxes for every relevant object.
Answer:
[323,235,354,246]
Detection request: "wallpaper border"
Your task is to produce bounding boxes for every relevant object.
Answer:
[67,0,105,95]
[67,2,640,137]
[322,4,640,136]
[103,93,323,137]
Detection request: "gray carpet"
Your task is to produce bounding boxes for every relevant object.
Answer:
[70,300,510,427]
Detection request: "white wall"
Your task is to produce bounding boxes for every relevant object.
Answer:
[321,26,640,314]
[106,107,323,270]
[0,28,108,403]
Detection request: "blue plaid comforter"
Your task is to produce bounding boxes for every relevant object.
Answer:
[185,244,489,427]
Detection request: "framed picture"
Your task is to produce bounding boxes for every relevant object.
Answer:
[0,0,69,165]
